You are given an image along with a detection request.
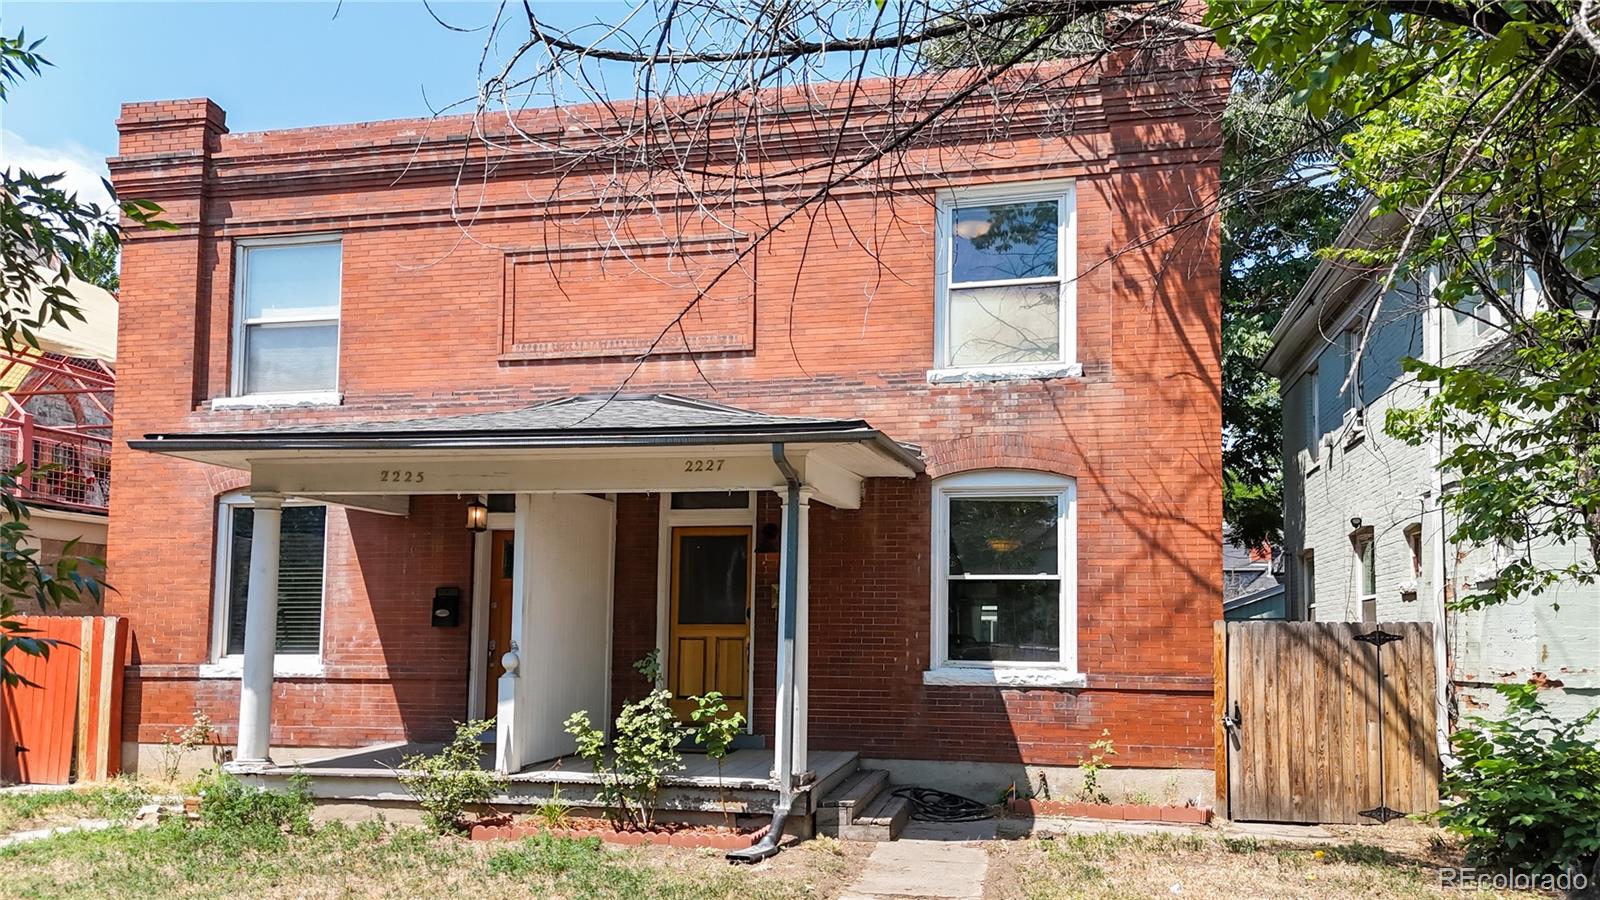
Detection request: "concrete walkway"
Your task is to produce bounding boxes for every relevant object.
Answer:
[840,839,989,900]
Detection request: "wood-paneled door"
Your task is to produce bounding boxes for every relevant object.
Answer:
[667,526,752,719]
[483,529,515,718]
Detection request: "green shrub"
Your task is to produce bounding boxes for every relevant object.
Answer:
[1438,684,1600,876]
[196,769,312,834]
[565,688,683,830]
[690,691,745,826]
[398,718,499,834]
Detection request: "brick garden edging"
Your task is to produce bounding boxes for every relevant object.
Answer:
[1006,799,1212,825]
[469,822,768,851]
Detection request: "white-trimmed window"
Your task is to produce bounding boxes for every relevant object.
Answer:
[927,471,1079,687]
[1353,526,1377,623]
[232,236,342,398]
[932,181,1076,378]
[209,494,328,675]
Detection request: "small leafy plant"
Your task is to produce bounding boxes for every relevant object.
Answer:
[565,689,684,831]
[1436,684,1600,877]
[534,785,573,831]
[398,718,500,834]
[157,709,217,783]
[196,769,312,834]
[1077,729,1117,804]
[691,691,745,825]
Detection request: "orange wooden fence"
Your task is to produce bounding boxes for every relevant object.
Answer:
[1,616,128,784]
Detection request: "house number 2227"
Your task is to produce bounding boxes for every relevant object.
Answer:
[378,470,425,483]
[683,459,725,472]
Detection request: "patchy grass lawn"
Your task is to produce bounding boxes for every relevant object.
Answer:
[0,818,865,899]
[983,826,1551,899]
[0,780,153,834]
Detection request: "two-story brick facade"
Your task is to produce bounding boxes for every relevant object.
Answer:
[107,52,1226,824]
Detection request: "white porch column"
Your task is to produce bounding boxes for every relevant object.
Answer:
[792,492,811,781]
[494,493,531,774]
[235,494,283,765]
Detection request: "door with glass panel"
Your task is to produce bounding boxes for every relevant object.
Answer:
[667,526,751,719]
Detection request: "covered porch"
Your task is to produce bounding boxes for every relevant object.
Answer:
[131,394,921,827]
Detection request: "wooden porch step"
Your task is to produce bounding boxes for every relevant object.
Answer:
[815,768,889,827]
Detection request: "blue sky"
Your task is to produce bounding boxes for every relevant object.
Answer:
[2,1,624,206]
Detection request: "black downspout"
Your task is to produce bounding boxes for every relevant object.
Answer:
[728,443,801,863]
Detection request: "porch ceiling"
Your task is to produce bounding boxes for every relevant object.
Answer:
[129,393,922,509]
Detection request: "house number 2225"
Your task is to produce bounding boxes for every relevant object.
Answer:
[378,470,425,483]
[683,459,725,472]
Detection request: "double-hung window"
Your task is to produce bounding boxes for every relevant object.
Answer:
[1353,527,1377,623]
[934,181,1075,377]
[928,471,1079,687]
[209,494,328,675]
[232,237,342,399]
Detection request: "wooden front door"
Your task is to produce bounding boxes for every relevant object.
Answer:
[484,529,515,718]
[667,526,752,719]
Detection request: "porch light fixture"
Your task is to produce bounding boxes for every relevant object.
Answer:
[466,499,489,532]
[755,522,782,554]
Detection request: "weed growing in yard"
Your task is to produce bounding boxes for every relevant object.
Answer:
[691,690,745,826]
[1076,729,1116,804]
[533,785,573,831]
[485,832,605,877]
[195,769,312,835]
[0,779,151,834]
[156,709,216,783]
[398,718,500,835]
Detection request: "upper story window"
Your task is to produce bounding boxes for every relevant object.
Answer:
[926,470,1080,687]
[933,181,1076,379]
[232,237,342,398]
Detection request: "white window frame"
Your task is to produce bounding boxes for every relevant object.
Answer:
[1353,527,1377,623]
[1303,364,1321,473]
[925,470,1082,688]
[225,234,344,406]
[1299,549,1317,621]
[929,180,1079,382]
[199,492,328,679]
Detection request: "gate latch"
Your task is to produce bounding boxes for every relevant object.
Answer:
[1354,629,1403,647]
[1221,701,1241,733]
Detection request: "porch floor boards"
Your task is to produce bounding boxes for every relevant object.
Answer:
[295,744,856,791]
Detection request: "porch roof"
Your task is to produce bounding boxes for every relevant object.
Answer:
[130,394,920,509]
[132,393,921,471]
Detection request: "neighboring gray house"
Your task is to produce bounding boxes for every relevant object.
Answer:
[1222,533,1284,620]
[1264,206,1599,731]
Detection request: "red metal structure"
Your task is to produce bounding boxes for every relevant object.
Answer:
[0,350,114,514]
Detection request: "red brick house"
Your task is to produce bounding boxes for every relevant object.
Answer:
[107,52,1225,835]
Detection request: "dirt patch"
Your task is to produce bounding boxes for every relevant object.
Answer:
[981,822,1551,899]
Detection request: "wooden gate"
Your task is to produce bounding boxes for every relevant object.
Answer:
[1214,621,1439,824]
[1,616,128,784]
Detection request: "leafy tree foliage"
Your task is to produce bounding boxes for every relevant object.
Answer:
[0,31,164,686]
[1212,1,1600,606]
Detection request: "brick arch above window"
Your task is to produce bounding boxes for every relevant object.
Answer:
[923,434,1084,481]
[206,468,250,498]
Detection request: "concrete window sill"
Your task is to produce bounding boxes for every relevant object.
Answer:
[211,391,343,410]
[923,666,1087,689]
[926,363,1083,384]
[198,656,325,679]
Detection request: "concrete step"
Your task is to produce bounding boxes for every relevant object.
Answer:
[815,768,889,827]
[824,788,911,841]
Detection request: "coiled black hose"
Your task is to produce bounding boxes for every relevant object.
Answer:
[890,786,996,822]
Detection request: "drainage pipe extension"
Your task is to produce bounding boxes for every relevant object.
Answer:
[728,444,802,863]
